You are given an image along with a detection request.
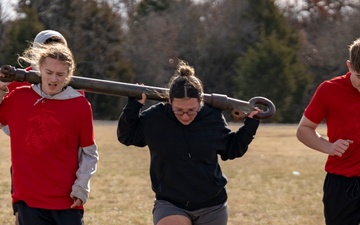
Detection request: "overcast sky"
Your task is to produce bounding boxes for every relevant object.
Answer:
[0,0,301,21]
[1,0,17,20]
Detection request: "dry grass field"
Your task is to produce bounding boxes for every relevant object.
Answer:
[0,121,328,225]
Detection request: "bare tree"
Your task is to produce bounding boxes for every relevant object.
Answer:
[279,0,360,84]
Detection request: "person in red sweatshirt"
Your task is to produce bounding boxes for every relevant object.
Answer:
[0,42,98,225]
[1,30,71,225]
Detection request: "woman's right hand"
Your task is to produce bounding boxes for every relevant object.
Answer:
[138,92,147,105]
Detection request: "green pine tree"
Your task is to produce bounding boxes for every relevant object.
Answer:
[0,2,44,66]
[234,0,312,123]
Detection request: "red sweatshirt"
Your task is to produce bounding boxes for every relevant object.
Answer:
[0,85,97,209]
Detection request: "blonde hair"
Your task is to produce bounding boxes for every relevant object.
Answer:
[349,38,360,73]
[18,43,75,85]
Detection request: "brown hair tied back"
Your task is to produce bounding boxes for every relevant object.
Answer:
[169,60,203,102]
[176,60,195,77]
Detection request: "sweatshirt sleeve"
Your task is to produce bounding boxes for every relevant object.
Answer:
[71,101,98,205]
[220,117,260,160]
[117,98,146,147]
[71,144,99,204]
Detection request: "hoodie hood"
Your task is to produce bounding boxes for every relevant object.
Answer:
[32,84,82,105]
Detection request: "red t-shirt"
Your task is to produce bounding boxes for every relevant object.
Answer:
[304,72,360,177]
[7,81,30,93]
[0,86,95,209]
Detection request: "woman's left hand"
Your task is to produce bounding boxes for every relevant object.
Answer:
[247,107,262,118]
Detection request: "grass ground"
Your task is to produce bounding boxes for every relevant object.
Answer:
[0,121,328,225]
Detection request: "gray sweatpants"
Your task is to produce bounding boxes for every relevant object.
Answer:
[153,200,228,225]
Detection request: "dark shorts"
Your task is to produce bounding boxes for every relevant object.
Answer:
[15,201,84,225]
[13,202,18,215]
[323,173,360,225]
[10,166,17,215]
[152,200,228,225]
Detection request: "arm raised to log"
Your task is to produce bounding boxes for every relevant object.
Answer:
[0,65,276,120]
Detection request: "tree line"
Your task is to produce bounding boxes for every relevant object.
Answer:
[0,0,359,123]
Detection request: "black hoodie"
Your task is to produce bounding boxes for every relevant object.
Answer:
[117,98,260,210]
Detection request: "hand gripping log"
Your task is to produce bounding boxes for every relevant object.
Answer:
[0,65,276,120]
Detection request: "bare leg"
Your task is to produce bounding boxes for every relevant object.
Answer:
[15,212,19,225]
[157,215,192,225]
